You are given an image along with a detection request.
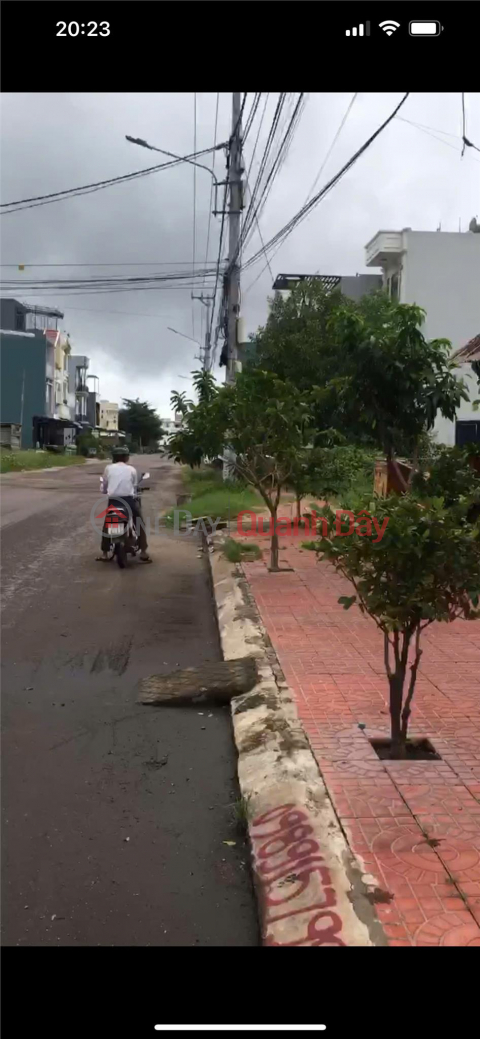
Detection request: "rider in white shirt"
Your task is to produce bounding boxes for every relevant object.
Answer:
[97,445,151,562]
[101,459,138,497]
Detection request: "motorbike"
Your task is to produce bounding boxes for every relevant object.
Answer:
[100,472,150,568]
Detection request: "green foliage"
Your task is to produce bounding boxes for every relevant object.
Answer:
[250,280,343,394]
[118,398,163,449]
[412,445,480,507]
[327,293,469,460]
[163,484,260,527]
[222,538,262,563]
[168,368,314,569]
[0,450,86,473]
[315,495,480,753]
[318,496,479,629]
[76,432,101,457]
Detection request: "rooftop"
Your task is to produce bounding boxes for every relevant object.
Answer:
[452,332,480,363]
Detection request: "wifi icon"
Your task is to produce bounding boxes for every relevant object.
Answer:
[379,20,400,35]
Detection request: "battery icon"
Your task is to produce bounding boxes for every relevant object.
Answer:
[409,20,443,35]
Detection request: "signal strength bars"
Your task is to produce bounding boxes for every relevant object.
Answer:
[345,22,371,36]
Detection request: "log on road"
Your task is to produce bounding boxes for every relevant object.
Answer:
[139,657,258,705]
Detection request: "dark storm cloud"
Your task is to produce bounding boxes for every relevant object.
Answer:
[1,92,479,414]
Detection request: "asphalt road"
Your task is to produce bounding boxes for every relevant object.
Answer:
[1,456,258,946]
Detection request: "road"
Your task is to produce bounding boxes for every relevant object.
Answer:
[1,456,258,946]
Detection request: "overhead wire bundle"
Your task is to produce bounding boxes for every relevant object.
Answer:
[1,144,225,215]
[239,92,307,259]
[242,92,410,275]
[1,266,219,297]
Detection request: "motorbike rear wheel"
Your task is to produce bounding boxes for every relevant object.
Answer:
[115,541,127,569]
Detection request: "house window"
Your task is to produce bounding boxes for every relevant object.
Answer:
[456,421,480,447]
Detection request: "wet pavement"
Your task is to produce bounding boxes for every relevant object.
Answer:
[1,457,258,946]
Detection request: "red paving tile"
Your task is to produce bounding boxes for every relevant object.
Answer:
[241,536,480,947]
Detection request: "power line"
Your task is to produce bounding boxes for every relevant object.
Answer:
[230,93,248,147]
[4,300,181,319]
[192,92,198,339]
[244,92,357,294]
[245,93,270,183]
[1,143,224,215]
[0,261,219,268]
[397,114,480,163]
[461,92,466,157]
[243,92,410,272]
[461,91,480,154]
[202,93,220,290]
[243,93,261,145]
[305,93,358,202]
[396,115,463,141]
[235,93,287,262]
[240,93,306,256]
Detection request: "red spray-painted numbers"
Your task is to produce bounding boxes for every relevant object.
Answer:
[251,804,346,947]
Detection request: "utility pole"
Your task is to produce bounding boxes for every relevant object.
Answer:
[204,296,211,371]
[192,293,213,371]
[226,91,243,385]
[221,93,244,481]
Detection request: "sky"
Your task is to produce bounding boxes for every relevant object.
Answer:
[1,91,479,418]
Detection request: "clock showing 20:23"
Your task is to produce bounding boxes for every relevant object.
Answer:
[56,21,110,36]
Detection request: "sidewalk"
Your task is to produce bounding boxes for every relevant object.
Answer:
[238,531,480,946]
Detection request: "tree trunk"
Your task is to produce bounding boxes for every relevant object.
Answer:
[270,508,280,571]
[386,630,412,758]
[139,657,258,704]
[400,627,422,740]
[296,495,302,522]
[389,670,407,758]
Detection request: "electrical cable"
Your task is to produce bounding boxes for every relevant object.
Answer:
[304,93,358,202]
[240,93,306,256]
[245,93,270,184]
[461,92,480,155]
[242,93,261,145]
[1,144,224,214]
[192,92,198,339]
[396,115,480,163]
[243,92,410,272]
[244,92,356,293]
[462,92,466,157]
[234,93,287,261]
[229,94,248,146]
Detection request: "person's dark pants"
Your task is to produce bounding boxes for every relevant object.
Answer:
[101,496,148,554]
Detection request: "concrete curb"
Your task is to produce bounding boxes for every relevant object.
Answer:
[209,539,386,947]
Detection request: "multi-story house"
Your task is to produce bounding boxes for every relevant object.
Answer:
[365,225,480,445]
[68,354,90,430]
[99,401,119,431]
[0,299,79,448]
[86,374,101,431]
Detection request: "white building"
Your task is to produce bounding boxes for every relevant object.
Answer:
[365,226,480,446]
[99,401,119,431]
[158,416,179,449]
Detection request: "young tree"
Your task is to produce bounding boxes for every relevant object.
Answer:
[169,369,314,570]
[315,496,480,757]
[118,398,163,451]
[327,294,469,487]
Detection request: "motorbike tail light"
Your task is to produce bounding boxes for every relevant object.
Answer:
[107,523,126,535]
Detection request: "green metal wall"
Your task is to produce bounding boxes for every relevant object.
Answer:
[0,333,46,448]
